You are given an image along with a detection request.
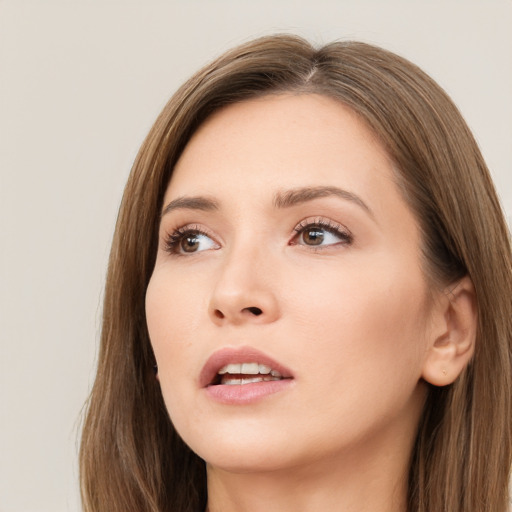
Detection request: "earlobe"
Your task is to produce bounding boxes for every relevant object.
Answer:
[421,276,477,387]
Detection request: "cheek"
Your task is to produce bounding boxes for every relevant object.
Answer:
[145,272,205,429]
[145,269,208,391]
[146,267,206,340]
[283,256,430,383]
[288,269,429,439]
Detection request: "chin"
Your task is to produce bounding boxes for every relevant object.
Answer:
[205,454,287,474]
[182,424,305,474]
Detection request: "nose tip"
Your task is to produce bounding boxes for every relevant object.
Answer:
[208,268,279,325]
[208,243,280,326]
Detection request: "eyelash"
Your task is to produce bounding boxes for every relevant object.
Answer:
[163,218,353,256]
[292,218,353,248]
[164,225,216,256]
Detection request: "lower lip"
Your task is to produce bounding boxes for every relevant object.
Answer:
[204,379,293,405]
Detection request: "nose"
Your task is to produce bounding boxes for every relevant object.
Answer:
[208,244,281,326]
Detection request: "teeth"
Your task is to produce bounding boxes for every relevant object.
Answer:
[222,375,283,385]
[258,364,271,374]
[217,362,279,376]
[223,377,242,385]
[241,362,259,374]
[218,363,241,375]
[240,377,263,384]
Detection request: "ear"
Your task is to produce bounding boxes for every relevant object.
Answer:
[421,276,477,386]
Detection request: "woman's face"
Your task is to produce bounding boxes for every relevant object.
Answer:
[146,94,436,473]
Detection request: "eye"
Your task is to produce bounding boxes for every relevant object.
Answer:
[292,218,353,248]
[164,227,219,255]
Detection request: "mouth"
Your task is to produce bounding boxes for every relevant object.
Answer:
[212,362,287,386]
[200,347,294,388]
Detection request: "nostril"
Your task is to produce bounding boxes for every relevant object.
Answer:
[245,307,263,316]
[214,310,225,319]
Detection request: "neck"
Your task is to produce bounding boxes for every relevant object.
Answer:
[205,430,412,512]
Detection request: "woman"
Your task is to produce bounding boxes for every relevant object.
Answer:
[79,35,512,512]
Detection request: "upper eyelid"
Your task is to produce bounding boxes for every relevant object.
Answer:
[162,223,219,247]
[293,216,352,234]
[162,221,215,236]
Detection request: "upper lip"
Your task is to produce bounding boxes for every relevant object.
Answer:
[199,346,294,387]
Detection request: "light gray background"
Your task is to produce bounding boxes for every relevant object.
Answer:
[1,1,511,511]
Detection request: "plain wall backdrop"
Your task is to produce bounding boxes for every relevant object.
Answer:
[1,1,511,511]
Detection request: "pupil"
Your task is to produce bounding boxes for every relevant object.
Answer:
[305,229,324,245]
[181,235,199,252]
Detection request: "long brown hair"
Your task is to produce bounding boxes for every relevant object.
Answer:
[80,35,512,512]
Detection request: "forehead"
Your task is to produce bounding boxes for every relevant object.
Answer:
[168,93,394,200]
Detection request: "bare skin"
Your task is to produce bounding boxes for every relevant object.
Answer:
[146,94,476,512]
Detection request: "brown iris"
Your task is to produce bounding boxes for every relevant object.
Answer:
[303,228,325,246]
[181,234,200,252]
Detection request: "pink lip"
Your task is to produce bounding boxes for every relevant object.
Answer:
[199,346,294,405]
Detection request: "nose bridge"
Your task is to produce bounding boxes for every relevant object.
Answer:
[209,233,280,324]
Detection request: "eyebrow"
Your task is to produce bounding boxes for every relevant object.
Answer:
[161,186,373,218]
[273,186,373,217]
[161,196,219,217]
